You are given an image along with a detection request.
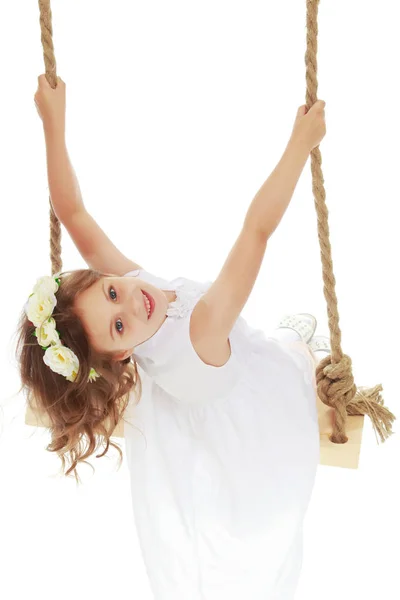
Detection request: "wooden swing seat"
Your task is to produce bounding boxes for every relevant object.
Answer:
[25,393,364,469]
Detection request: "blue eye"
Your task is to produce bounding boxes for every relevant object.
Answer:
[109,287,123,334]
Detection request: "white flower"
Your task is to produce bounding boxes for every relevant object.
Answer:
[43,344,80,382]
[36,317,60,348]
[32,275,59,297]
[25,292,57,328]
[24,272,100,384]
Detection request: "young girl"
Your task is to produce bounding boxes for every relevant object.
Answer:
[18,75,328,600]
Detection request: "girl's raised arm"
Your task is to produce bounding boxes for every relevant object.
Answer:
[36,74,143,275]
[190,102,326,366]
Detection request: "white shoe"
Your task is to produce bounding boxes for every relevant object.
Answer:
[277,313,317,344]
[308,335,331,354]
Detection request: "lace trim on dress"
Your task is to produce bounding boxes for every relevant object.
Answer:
[166,278,213,319]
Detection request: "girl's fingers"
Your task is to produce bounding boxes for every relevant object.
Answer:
[38,73,61,88]
[296,105,307,118]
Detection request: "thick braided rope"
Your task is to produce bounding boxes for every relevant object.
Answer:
[305,0,395,444]
[38,0,62,276]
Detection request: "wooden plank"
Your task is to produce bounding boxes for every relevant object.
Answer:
[316,395,364,469]
[26,395,365,468]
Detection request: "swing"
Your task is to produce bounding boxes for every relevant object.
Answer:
[26,0,396,469]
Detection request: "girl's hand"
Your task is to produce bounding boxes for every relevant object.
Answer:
[34,74,66,134]
[290,100,326,152]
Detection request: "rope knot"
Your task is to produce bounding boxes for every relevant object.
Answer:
[316,353,357,411]
[315,353,357,443]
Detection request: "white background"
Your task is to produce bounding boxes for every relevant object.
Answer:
[1,1,399,598]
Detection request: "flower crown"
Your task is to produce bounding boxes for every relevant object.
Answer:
[24,273,100,383]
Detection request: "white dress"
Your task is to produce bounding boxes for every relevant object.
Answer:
[123,268,320,600]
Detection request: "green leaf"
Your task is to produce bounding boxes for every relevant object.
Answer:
[32,331,37,337]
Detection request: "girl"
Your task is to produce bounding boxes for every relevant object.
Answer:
[18,75,328,600]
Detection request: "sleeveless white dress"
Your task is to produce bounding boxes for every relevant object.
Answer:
[123,268,320,600]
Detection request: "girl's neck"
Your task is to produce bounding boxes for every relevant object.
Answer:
[163,290,177,304]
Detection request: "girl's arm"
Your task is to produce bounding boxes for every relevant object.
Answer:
[43,127,143,275]
[34,75,143,274]
[244,135,310,239]
[190,103,326,366]
[43,127,84,222]
[35,75,86,222]
[244,101,326,238]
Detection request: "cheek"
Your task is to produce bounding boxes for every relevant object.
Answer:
[87,314,104,339]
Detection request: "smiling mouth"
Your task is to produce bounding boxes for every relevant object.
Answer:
[141,290,155,319]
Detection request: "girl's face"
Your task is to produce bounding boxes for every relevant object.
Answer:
[74,275,176,360]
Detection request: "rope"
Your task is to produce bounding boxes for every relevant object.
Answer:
[305,0,395,444]
[38,0,62,276]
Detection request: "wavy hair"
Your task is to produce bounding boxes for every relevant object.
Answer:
[15,269,142,485]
